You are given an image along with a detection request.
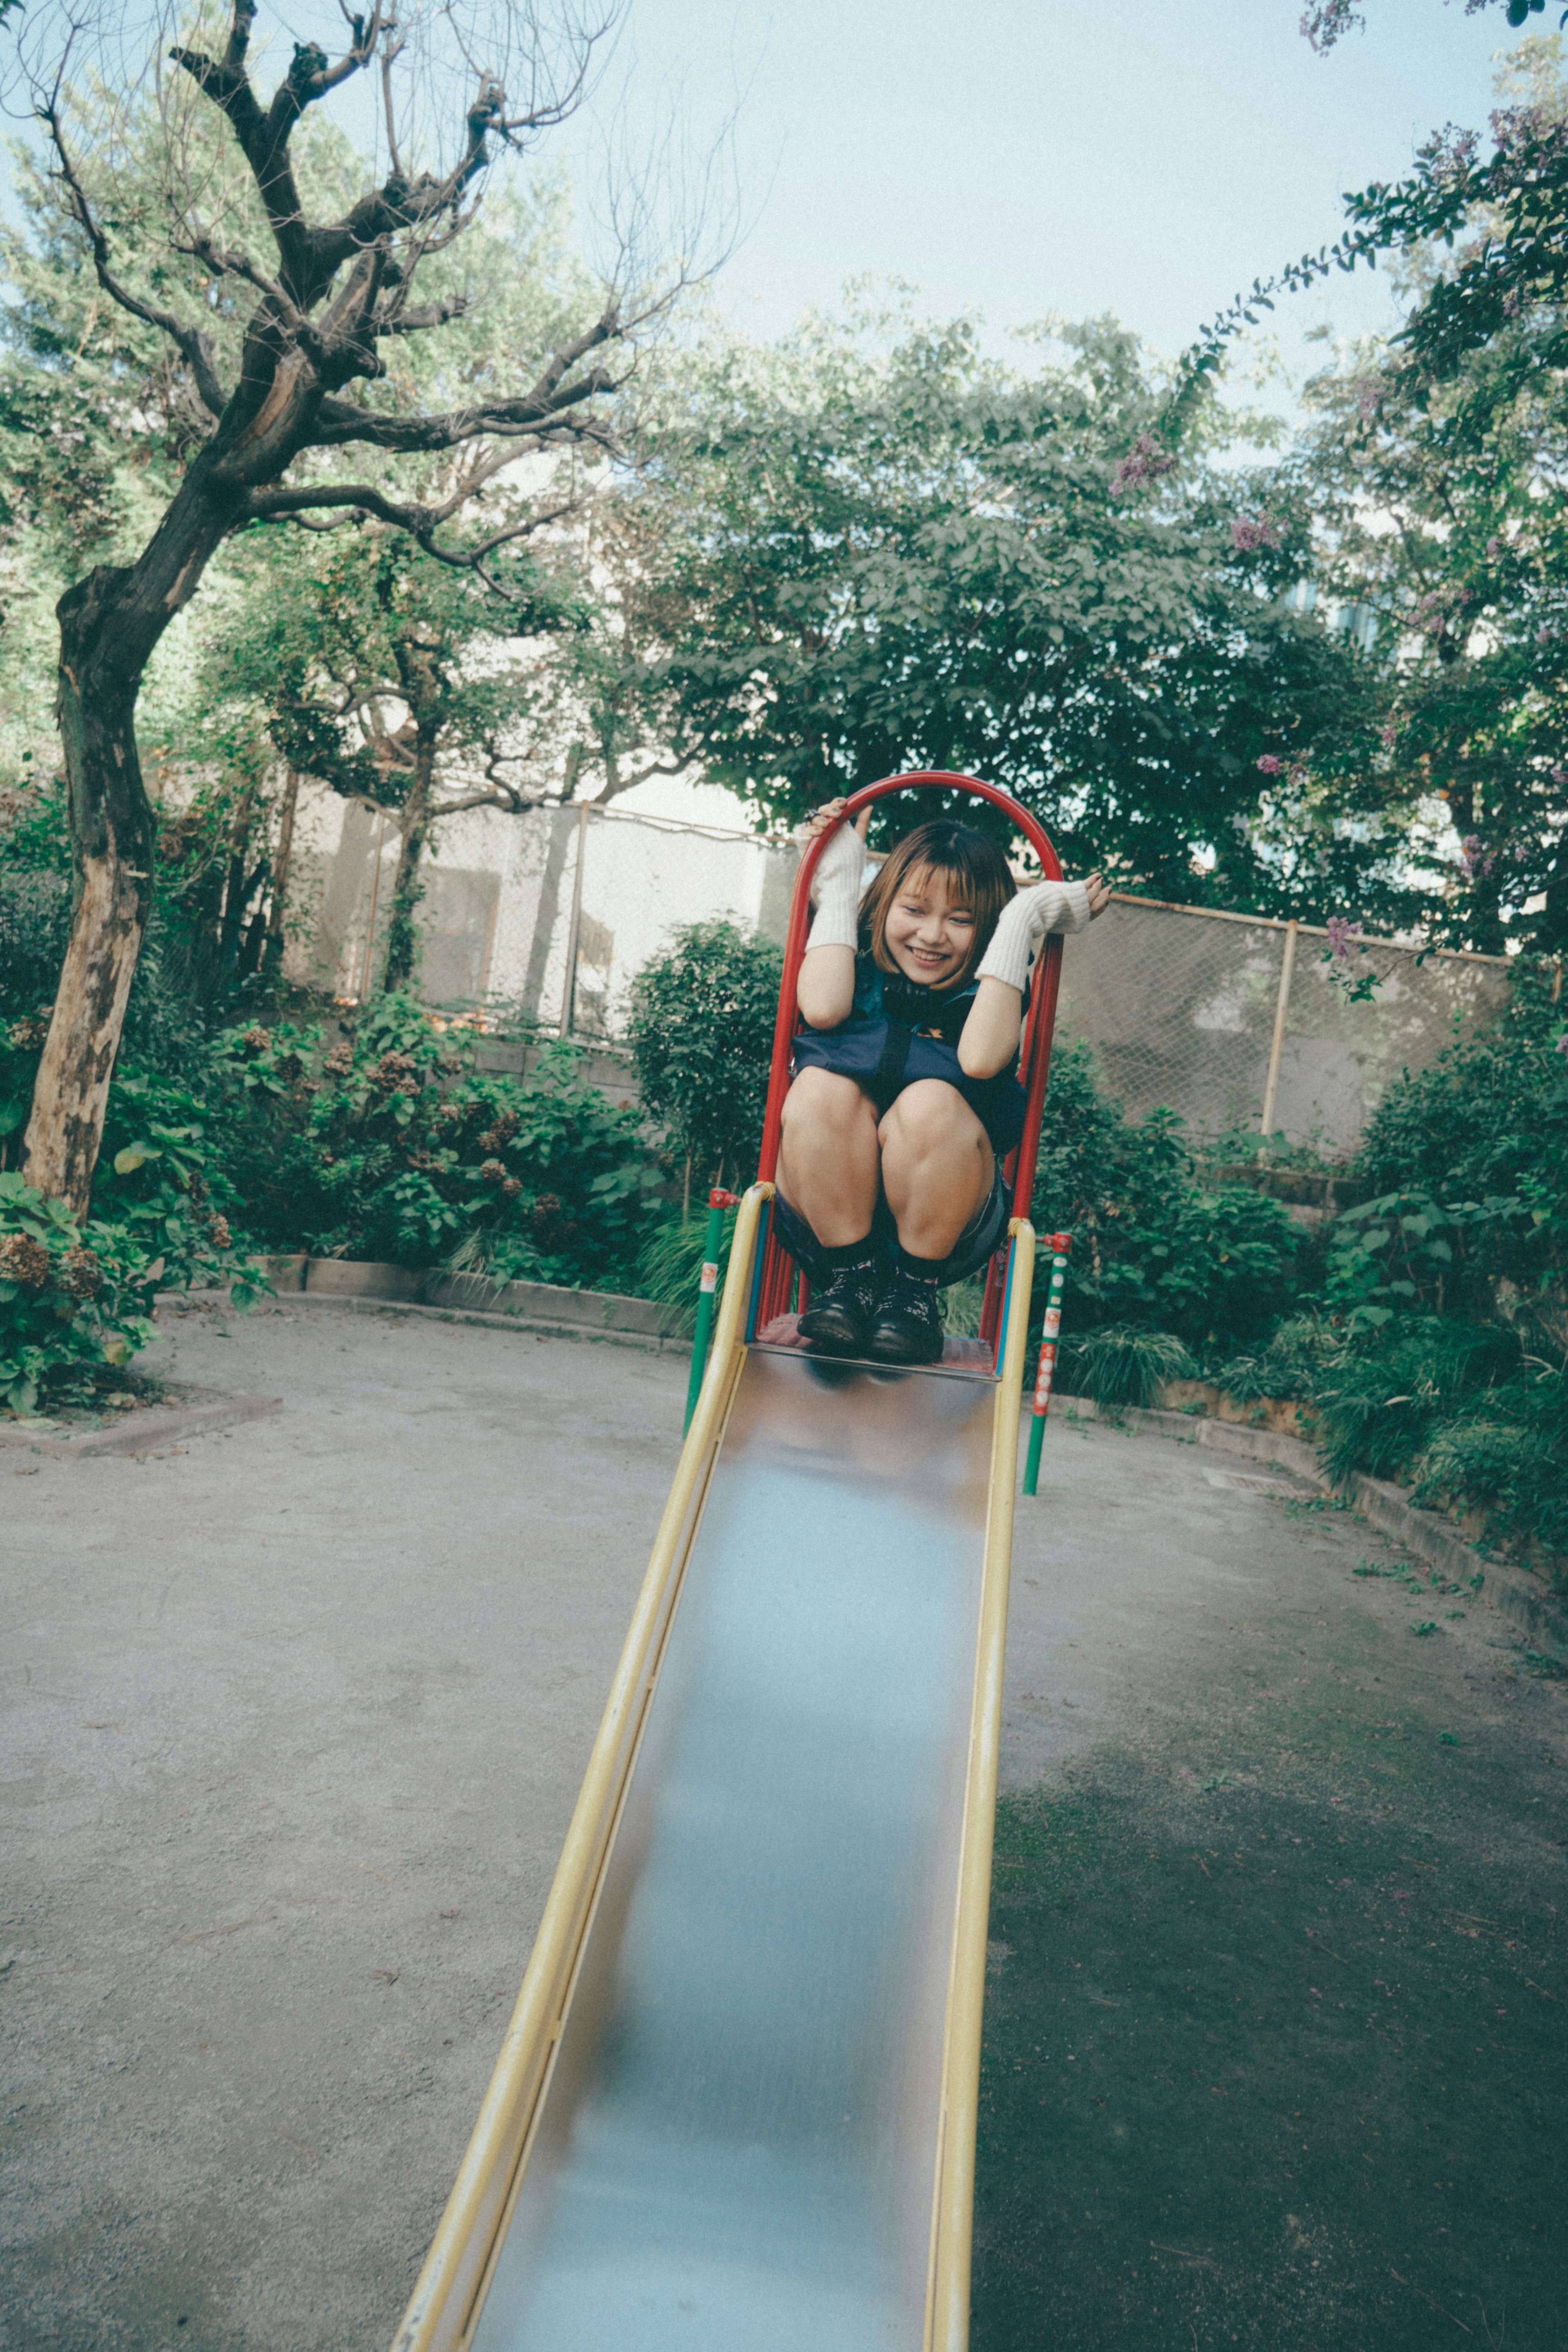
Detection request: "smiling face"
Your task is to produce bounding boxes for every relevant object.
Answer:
[880,863,977,988]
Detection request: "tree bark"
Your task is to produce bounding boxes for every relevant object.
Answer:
[22,544,194,1212]
[379,733,437,993]
[23,414,298,1207]
[263,766,302,975]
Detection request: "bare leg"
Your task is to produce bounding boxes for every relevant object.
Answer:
[777,1067,881,1246]
[878,1081,993,1261]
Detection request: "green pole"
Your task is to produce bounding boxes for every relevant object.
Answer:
[684,1189,737,1433]
[1022,1233,1072,1497]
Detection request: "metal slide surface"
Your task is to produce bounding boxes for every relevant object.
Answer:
[469,1344,996,2352]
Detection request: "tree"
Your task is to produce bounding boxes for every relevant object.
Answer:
[592,307,1383,913]
[197,511,592,990]
[3,0,691,1211]
[626,919,783,1202]
[1173,36,1568,950]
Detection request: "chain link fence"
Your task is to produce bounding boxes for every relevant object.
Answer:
[1055,896,1511,1156]
[285,787,1512,1156]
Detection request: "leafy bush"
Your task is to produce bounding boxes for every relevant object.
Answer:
[1351,957,1568,1337]
[1211,1315,1333,1405]
[1408,1368,1568,1563]
[627,919,783,1198]
[634,1203,742,1333]
[0,1173,158,1415]
[1072,1325,1195,1411]
[1032,1040,1299,1350]
[213,995,661,1287]
[94,1066,269,1304]
[1310,1314,1521,1486]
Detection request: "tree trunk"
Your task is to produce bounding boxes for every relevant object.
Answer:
[263,766,302,976]
[23,458,245,1211]
[216,779,259,981]
[380,735,437,994]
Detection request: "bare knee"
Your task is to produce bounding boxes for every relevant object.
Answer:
[880,1080,982,1157]
[783,1068,875,1140]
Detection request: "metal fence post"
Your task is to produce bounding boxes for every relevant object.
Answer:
[1259,919,1298,1139]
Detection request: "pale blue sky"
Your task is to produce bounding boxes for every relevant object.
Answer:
[0,0,1521,389]
[558,0,1516,388]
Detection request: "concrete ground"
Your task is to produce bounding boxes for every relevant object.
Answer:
[2,1305,1564,2351]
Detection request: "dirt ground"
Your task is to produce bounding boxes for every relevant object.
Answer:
[2,1302,1564,2351]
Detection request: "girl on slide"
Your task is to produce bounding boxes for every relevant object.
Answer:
[776,800,1110,1366]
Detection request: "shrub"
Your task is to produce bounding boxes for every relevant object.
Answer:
[1032,1040,1298,1351]
[93,1066,269,1304]
[0,1173,158,1415]
[1211,1315,1333,1405]
[627,919,783,1199]
[1072,1325,1195,1411]
[212,995,662,1288]
[1310,1314,1521,1487]
[634,1203,742,1333]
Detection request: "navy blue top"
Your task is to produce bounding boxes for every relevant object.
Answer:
[791,949,1030,1156]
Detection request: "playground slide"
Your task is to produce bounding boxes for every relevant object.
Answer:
[393,1181,1036,2352]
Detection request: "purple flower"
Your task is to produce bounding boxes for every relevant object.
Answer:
[1422,121,1479,185]
[1354,378,1383,423]
[1111,433,1178,497]
[1300,0,1362,53]
[1325,916,1361,963]
[1486,537,1502,561]
[1232,514,1283,553]
[1556,1035,1568,1063]
[1552,767,1568,786]
[1256,754,1284,775]
[1379,723,1398,750]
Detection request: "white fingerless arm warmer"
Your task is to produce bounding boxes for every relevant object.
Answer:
[802,821,867,953]
[974,878,1092,994]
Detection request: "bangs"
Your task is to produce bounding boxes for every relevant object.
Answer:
[892,859,976,916]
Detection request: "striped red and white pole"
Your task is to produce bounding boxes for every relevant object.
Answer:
[1022,1232,1072,1496]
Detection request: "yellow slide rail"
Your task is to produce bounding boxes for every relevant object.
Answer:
[392,1181,774,2352]
[926,1218,1036,2351]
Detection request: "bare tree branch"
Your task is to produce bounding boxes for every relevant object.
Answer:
[248,480,581,571]
[41,101,229,421]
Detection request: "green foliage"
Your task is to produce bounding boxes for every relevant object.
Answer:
[1311,1315,1523,1485]
[1211,1315,1336,1404]
[626,919,783,1193]
[0,1173,158,1415]
[1073,1325,1197,1412]
[607,309,1381,917]
[634,1204,741,1334]
[94,1068,269,1306]
[212,996,660,1287]
[1032,1039,1300,1349]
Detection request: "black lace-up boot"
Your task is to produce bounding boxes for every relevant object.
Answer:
[797,1240,882,1356]
[868,1252,946,1366]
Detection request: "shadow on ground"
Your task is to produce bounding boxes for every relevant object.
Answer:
[974,1650,1565,2349]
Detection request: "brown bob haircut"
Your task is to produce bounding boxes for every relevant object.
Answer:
[859,819,1017,993]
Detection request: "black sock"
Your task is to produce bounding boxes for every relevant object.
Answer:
[893,1244,945,1285]
[818,1233,877,1270]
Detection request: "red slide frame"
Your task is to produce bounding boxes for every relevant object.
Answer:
[753,769,1066,1362]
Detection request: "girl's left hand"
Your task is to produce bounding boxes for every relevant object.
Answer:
[1082,872,1112,918]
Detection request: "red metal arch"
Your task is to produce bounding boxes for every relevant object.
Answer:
[753,770,1066,1355]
